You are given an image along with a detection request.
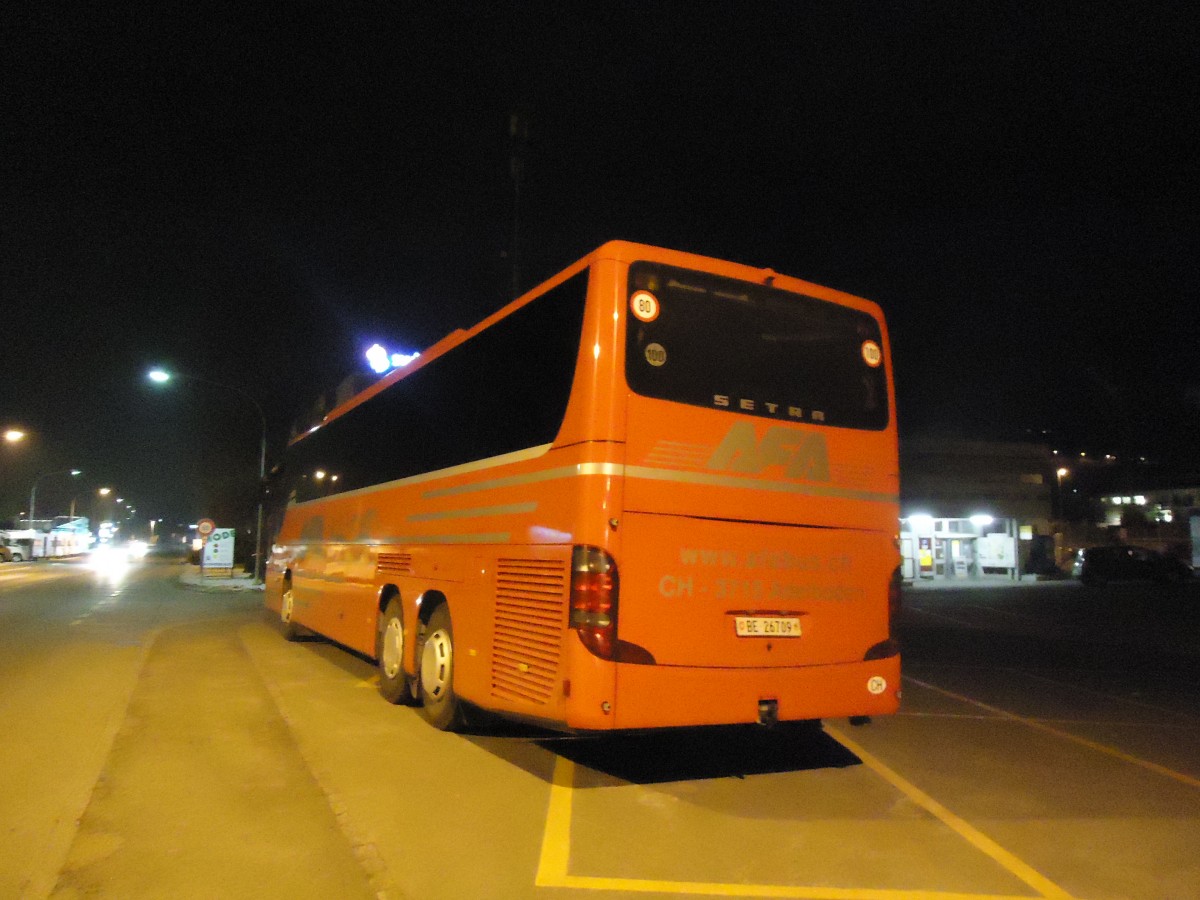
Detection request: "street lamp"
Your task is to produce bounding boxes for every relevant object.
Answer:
[147,368,268,581]
[93,489,115,542]
[1055,467,1070,520]
[4,429,26,444]
[29,469,83,523]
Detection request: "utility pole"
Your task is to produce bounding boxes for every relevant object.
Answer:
[148,369,268,582]
[508,113,528,300]
[29,469,82,524]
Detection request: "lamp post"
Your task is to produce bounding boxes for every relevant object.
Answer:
[508,113,527,300]
[91,488,117,543]
[147,368,267,582]
[29,469,83,524]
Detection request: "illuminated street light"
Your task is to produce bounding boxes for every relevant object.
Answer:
[29,468,83,523]
[92,488,117,542]
[146,367,268,581]
[4,429,26,443]
[1055,467,1070,520]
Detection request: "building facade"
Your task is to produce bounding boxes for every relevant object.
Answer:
[900,437,1056,582]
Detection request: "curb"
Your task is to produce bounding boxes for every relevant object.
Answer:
[178,564,265,592]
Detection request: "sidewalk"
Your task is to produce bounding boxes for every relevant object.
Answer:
[178,563,264,592]
[904,573,1071,590]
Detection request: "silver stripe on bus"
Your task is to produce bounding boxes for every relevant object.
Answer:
[624,466,898,504]
[383,532,512,544]
[420,462,622,499]
[406,501,538,522]
[423,457,896,504]
[301,443,896,507]
[290,532,512,550]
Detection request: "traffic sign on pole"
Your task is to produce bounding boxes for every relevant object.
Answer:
[201,527,235,575]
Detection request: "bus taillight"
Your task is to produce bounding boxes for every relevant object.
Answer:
[865,566,903,662]
[888,565,903,636]
[569,546,619,660]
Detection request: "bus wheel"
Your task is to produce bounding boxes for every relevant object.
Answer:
[280,584,303,641]
[418,605,464,730]
[377,599,415,705]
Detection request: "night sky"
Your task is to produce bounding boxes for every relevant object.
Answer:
[3,2,1197,529]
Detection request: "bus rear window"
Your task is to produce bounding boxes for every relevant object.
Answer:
[625,262,889,430]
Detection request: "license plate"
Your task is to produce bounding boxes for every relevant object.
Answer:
[735,616,802,637]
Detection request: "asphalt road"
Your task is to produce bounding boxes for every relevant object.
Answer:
[2,556,1198,899]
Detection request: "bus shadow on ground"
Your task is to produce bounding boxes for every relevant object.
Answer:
[469,719,861,785]
[547,722,861,784]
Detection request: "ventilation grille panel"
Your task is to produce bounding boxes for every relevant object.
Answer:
[492,558,567,705]
[377,552,413,577]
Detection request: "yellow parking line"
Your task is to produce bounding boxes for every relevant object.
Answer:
[825,724,1073,900]
[536,750,1071,899]
[535,752,574,883]
[907,676,1200,790]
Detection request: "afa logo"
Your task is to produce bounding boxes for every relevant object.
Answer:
[706,422,831,482]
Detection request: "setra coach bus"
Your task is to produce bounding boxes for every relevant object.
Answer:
[265,240,901,732]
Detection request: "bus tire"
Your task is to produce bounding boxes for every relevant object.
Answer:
[377,599,415,705]
[418,604,464,730]
[280,583,304,641]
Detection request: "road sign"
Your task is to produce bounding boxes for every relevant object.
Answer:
[197,518,215,538]
[201,527,235,571]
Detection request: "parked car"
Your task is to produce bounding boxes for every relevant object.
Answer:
[1072,544,1194,586]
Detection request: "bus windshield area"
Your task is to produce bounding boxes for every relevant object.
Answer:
[625,262,889,430]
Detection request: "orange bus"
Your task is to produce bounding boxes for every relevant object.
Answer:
[265,240,901,732]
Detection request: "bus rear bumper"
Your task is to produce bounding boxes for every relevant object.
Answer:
[599,655,901,731]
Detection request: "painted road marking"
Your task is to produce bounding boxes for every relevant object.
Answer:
[898,709,1200,728]
[902,606,988,630]
[1017,669,1200,723]
[0,570,58,581]
[0,569,82,587]
[907,675,1200,791]
[536,743,1075,899]
[825,724,1073,900]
